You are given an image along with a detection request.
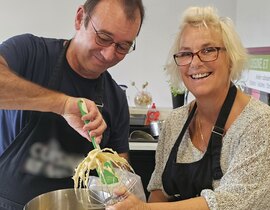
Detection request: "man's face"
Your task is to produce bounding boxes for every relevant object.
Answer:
[69,1,141,79]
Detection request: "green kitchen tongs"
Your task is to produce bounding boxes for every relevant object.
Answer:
[78,99,118,185]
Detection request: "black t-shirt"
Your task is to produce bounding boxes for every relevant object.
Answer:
[0,33,129,155]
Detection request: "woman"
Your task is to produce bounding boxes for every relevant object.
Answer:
[107,6,270,210]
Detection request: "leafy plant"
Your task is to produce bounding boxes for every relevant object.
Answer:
[168,81,186,97]
[170,86,184,97]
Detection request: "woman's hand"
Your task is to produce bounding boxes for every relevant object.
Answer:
[61,97,107,143]
[106,187,150,210]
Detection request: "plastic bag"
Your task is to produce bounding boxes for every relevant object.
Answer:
[87,169,146,205]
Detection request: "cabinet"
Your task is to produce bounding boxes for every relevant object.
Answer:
[129,149,155,199]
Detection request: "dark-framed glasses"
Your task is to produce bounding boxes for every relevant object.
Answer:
[173,47,226,66]
[89,18,136,55]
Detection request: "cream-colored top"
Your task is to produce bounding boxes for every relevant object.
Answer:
[147,97,270,210]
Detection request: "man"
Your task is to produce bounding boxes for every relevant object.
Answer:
[0,0,145,208]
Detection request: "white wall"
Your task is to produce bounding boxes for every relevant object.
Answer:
[236,0,270,48]
[1,0,267,108]
[0,1,83,40]
[110,0,236,108]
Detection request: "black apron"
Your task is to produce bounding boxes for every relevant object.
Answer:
[162,85,237,201]
[0,41,104,209]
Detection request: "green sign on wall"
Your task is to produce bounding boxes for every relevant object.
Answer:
[248,54,270,72]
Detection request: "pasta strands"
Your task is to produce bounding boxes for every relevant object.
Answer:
[73,148,133,188]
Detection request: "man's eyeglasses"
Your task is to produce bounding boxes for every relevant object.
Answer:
[173,47,226,66]
[89,18,136,55]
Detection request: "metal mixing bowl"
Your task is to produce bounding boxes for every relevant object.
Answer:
[24,188,105,210]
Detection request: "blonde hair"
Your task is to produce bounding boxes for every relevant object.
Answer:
[165,6,248,89]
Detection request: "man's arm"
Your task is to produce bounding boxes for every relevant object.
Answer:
[0,55,106,142]
[0,55,67,113]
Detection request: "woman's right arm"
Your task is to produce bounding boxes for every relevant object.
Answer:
[148,190,168,202]
[107,188,209,210]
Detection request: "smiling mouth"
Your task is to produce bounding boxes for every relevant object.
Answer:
[191,72,211,79]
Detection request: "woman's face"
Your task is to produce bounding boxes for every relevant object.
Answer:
[178,25,231,99]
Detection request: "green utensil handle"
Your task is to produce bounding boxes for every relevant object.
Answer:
[77,99,99,149]
[77,99,118,184]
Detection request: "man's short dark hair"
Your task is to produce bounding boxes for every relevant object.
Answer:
[83,0,145,34]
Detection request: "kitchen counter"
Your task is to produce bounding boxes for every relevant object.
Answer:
[129,141,157,151]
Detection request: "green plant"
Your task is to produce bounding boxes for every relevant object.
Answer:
[170,86,184,97]
[168,81,186,97]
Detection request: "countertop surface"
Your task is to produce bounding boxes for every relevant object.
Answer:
[129,141,157,151]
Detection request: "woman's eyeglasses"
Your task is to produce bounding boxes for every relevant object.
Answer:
[173,47,226,66]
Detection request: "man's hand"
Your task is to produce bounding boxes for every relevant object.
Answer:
[61,97,107,143]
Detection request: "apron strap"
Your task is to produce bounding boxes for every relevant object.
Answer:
[211,84,237,179]
[94,74,104,113]
[48,40,70,89]
[172,103,197,153]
